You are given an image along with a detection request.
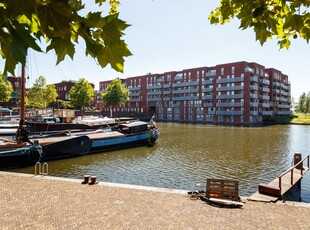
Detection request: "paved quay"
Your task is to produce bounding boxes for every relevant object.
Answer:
[1,171,310,230]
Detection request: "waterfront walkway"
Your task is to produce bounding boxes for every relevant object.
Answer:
[1,171,310,230]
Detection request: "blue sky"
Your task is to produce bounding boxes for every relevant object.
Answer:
[1,0,310,100]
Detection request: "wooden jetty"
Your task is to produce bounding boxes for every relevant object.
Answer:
[249,153,310,202]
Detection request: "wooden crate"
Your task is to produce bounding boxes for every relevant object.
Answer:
[206,179,239,201]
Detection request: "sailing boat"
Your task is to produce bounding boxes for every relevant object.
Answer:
[0,65,92,168]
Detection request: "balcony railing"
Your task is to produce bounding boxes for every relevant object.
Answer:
[172,96,199,100]
[216,76,244,84]
[147,84,162,89]
[147,91,162,95]
[172,88,199,94]
[216,102,244,107]
[203,103,213,107]
[216,94,244,99]
[216,110,243,115]
[216,85,244,91]
[172,81,199,87]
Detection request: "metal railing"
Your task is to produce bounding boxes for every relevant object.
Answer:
[278,154,309,193]
[35,162,48,176]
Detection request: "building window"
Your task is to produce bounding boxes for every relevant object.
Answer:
[221,68,224,75]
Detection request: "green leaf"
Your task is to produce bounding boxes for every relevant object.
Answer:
[37,0,73,38]
[278,38,291,49]
[283,14,304,31]
[97,42,132,72]
[46,38,75,64]
[6,0,37,20]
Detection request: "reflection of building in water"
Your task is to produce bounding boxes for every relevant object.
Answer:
[100,61,291,125]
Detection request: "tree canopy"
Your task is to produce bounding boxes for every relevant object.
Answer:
[0,0,131,75]
[26,75,58,108]
[0,73,13,102]
[209,0,310,48]
[298,91,310,114]
[101,78,129,116]
[69,78,95,110]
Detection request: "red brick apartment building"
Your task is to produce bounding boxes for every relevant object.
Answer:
[99,61,291,125]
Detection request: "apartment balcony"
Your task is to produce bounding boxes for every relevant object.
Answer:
[281,83,289,90]
[260,87,270,93]
[196,110,204,115]
[129,92,140,97]
[172,96,199,100]
[250,111,259,116]
[147,91,162,96]
[277,104,291,109]
[261,111,273,116]
[260,103,271,108]
[172,88,199,94]
[163,97,171,101]
[204,103,213,107]
[157,77,164,82]
[172,103,180,107]
[206,70,216,76]
[273,89,280,94]
[273,82,281,87]
[202,79,213,84]
[216,110,243,115]
[250,102,259,107]
[163,90,171,95]
[250,94,258,99]
[147,84,162,89]
[207,110,216,115]
[127,86,141,91]
[216,94,244,99]
[280,97,289,102]
[172,81,199,87]
[216,102,244,107]
[202,88,213,93]
[163,84,171,88]
[216,76,244,84]
[216,85,244,91]
[174,74,183,80]
[281,91,289,96]
[244,66,254,73]
[250,85,258,90]
[202,95,213,100]
[147,97,162,102]
[250,76,259,82]
[129,98,142,102]
[259,95,270,100]
[260,79,270,85]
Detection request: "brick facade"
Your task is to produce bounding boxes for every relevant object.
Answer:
[99,61,291,125]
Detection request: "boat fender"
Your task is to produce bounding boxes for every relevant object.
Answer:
[28,146,42,163]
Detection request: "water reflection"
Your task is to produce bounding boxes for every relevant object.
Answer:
[9,123,310,202]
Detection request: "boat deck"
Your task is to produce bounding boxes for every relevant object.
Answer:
[79,131,125,139]
[32,131,125,146]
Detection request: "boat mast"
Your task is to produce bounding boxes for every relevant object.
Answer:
[20,64,25,121]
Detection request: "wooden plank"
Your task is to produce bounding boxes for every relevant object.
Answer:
[248,167,309,202]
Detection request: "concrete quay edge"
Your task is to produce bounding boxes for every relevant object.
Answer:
[1,170,309,208]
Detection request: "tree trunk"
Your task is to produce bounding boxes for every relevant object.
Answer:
[110,105,113,117]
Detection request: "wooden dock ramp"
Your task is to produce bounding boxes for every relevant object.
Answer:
[249,153,310,202]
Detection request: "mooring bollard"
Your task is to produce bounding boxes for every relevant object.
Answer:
[294,153,302,170]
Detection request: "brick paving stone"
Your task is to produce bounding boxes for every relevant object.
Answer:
[0,172,310,230]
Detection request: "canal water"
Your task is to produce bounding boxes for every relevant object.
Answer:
[8,123,310,202]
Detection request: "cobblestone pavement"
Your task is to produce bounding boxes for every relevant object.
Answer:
[1,171,310,230]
